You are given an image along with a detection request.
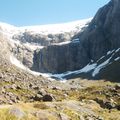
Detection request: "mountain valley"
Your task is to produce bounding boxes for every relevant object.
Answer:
[0,0,120,120]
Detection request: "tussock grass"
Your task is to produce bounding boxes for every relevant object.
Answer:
[33,102,49,109]
[0,108,37,120]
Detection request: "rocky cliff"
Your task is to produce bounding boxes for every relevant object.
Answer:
[13,31,73,46]
[32,0,120,81]
[32,42,90,73]
[76,0,120,61]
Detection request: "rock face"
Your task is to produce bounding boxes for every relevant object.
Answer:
[32,0,120,78]
[32,42,89,73]
[76,0,120,61]
[13,31,73,46]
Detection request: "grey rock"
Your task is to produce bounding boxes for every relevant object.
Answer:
[115,84,120,90]
[37,89,47,96]
[33,86,40,90]
[13,31,73,46]
[0,73,3,79]
[42,94,53,102]
[11,84,17,90]
[59,113,70,120]
[32,94,43,101]
[52,86,61,90]
[9,107,25,119]
[29,83,33,88]
[16,85,22,89]
[32,43,89,73]
[0,87,5,94]
[116,105,120,110]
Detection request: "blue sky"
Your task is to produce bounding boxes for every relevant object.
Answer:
[0,0,110,26]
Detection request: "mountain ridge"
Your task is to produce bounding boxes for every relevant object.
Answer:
[0,18,91,35]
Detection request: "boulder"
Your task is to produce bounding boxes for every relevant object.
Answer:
[115,84,120,90]
[94,98,117,110]
[32,94,43,101]
[37,89,47,96]
[9,107,25,119]
[42,94,53,102]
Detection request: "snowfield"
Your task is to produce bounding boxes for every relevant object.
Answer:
[19,18,92,35]
[0,18,92,35]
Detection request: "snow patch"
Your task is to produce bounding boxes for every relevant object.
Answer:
[0,22,18,36]
[52,63,97,79]
[23,43,44,50]
[114,57,120,61]
[19,18,92,35]
[107,51,111,55]
[53,41,71,46]
[97,56,105,62]
[107,49,116,55]
[71,38,80,43]
[10,55,53,79]
[92,57,111,77]
[91,59,94,62]
[116,48,120,53]
[53,38,80,46]
[10,55,26,70]
[80,63,97,73]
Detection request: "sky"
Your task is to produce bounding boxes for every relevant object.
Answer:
[0,0,110,26]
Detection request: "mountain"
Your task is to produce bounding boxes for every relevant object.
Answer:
[33,0,120,82]
[0,0,119,82]
[0,19,91,105]
[0,19,91,76]
[0,19,91,68]
[0,0,120,119]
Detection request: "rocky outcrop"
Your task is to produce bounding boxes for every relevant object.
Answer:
[11,44,34,68]
[13,31,73,46]
[32,0,120,79]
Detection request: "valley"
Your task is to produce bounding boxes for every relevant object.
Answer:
[0,0,120,119]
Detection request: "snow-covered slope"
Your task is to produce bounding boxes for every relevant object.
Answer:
[0,18,91,36]
[0,22,18,36]
[19,18,92,35]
